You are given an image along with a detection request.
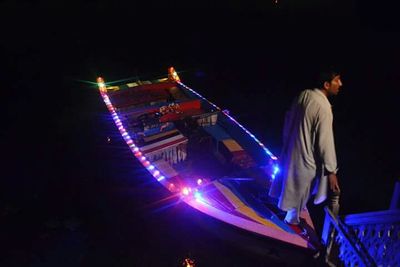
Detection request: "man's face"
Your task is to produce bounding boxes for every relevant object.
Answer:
[326,75,343,96]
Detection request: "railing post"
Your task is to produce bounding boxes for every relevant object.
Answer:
[389,180,400,210]
[321,206,334,245]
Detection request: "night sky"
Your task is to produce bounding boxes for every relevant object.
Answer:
[1,2,399,266]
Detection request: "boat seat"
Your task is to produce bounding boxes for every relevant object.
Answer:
[202,124,231,141]
[202,124,232,154]
[140,133,188,165]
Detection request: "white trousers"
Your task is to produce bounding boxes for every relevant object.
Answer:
[284,208,300,225]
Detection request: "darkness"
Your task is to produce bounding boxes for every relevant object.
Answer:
[1,1,399,266]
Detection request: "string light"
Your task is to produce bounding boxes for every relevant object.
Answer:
[97,77,170,191]
[178,81,278,161]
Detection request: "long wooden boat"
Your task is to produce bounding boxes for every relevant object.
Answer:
[96,67,320,252]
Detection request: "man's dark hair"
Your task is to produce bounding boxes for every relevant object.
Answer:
[316,68,340,88]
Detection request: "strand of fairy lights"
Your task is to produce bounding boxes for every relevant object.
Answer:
[178,81,278,161]
[98,78,208,202]
[97,77,166,183]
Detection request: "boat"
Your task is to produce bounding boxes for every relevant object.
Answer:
[96,67,321,253]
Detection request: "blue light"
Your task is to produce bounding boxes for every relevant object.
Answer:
[194,191,204,202]
[271,164,280,179]
[147,165,155,170]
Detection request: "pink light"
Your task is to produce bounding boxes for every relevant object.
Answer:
[182,187,191,196]
[143,161,150,167]
[168,183,175,191]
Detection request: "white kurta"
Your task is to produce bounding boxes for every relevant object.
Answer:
[269,89,337,212]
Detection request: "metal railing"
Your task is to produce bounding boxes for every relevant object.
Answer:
[321,181,400,267]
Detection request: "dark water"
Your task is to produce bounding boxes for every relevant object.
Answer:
[1,3,399,267]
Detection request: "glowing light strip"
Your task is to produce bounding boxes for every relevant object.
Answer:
[178,81,278,161]
[96,77,167,184]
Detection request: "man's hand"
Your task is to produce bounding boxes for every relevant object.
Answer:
[328,173,340,193]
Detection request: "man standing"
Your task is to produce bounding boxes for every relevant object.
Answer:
[269,69,342,230]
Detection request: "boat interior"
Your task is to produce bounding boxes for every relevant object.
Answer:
[108,80,275,189]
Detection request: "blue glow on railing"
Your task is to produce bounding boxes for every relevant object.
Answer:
[271,164,280,179]
[178,81,278,161]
